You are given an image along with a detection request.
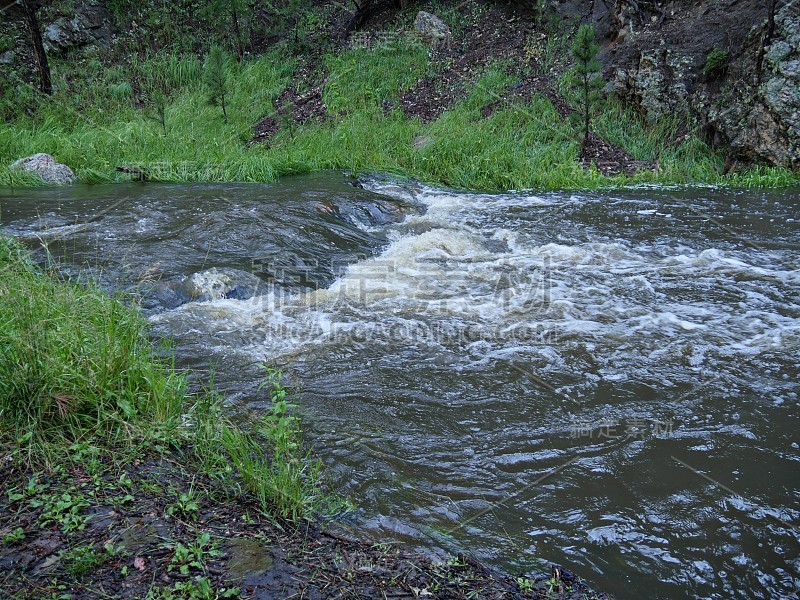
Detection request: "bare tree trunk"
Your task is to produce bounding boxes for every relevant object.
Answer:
[231,0,244,61]
[21,0,52,95]
[346,0,373,33]
[583,71,590,152]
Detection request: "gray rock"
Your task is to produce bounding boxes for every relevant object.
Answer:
[601,0,800,169]
[43,2,113,54]
[10,153,76,185]
[0,50,14,64]
[710,4,800,168]
[767,41,792,65]
[620,48,695,121]
[414,11,452,51]
[180,268,264,302]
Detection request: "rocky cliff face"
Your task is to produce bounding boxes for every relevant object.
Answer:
[552,0,798,169]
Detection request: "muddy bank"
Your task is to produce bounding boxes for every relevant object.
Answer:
[0,454,607,599]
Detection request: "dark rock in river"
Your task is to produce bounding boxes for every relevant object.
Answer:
[180,268,265,302]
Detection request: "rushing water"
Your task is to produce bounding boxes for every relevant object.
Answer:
[1,173,798,599]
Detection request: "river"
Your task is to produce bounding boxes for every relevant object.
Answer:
[1,172,798,599]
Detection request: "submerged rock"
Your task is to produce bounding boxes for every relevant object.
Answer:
[9,153,76,185]
[180,267,264,302]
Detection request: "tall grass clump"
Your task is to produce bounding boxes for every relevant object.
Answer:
[0,237,185,455]
[0,236,332,520]
[323,39,429,115]
[191,367,329,520]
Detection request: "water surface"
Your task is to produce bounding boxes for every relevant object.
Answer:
[2,173,798,599]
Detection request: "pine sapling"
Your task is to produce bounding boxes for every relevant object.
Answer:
[148,88,167,136]
[203,45,229,122]
[570,23,603,153]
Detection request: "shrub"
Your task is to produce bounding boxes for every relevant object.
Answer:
[704,48,729,80]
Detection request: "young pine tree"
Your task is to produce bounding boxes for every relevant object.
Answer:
[570,23,603,153]
[149,89,167,136]
[203,45,229,122]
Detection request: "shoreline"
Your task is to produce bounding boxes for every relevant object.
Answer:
[2,163,799,193]
[0,235,608,599]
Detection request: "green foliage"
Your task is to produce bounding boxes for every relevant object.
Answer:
[530,0,553,27]
[704,48,729,80]
[149,576,240,600]
[203,45,230,121]
[324,39,428,114]
[570,23,601,73]
[569,23,603,150]
[2,527,26,544]
[0,34,14,53]
[108,81,134,101]
[526,28,571,77]
[273,0,316,53]
[38,493,91,533]
[204,0,248,59]
[149,88,168,135]
[190,366,331,520]
[134,53,204,92]
[0,44,796,191]
[169,532,219,575]
[0,237,186,449]
[166,486,200,520]
[62,544,105,577]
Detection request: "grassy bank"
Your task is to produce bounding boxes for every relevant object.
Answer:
[0,233,332,514]
[1,41,796,191]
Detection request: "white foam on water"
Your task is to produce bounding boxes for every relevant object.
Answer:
[152,181,800,409]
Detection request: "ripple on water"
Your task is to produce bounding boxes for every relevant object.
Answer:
[2,176,798,599]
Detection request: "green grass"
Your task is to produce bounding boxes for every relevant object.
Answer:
[0,41,797,191]
[0,237,185,449]
[0,236,328,520]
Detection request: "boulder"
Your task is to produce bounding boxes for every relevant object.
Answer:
[594,0,798,170]
[180,268,264,302]
[10,154,76,185]
[43,2,114,54]
[414,11,452,51]
[708,4,800,169]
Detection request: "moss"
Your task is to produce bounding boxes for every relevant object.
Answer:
[704,48,729,80]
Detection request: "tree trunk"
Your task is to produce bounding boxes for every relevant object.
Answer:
[231,0,244,61]
[346,0,374,33]
[21,0,52,95]
[583,72,590,153]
